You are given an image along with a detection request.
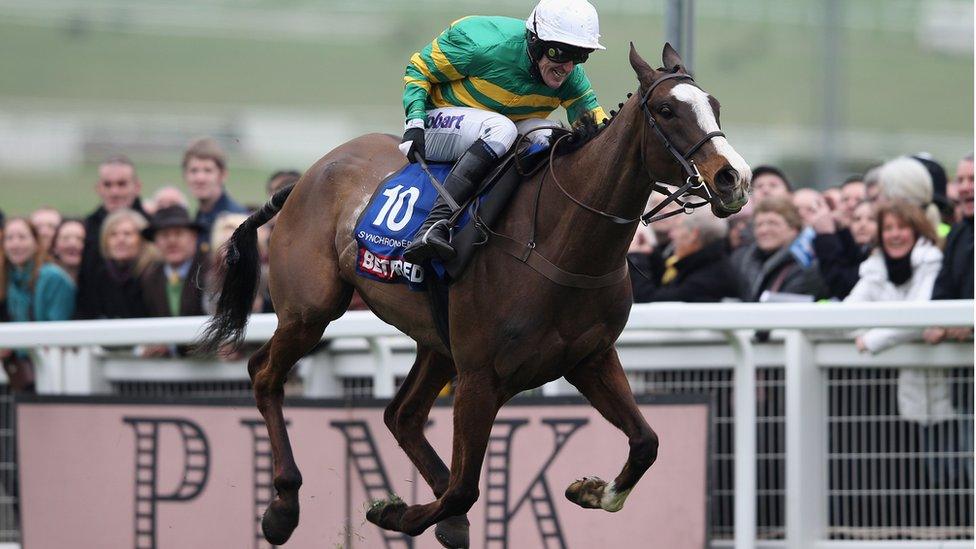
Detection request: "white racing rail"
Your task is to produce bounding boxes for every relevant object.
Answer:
[0,300,972,549]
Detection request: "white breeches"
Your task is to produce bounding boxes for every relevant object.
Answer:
[423,106,563,162]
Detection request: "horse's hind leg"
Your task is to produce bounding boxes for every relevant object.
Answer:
[368,369,500,538]
[563,348,659,512]
[384,347,454,494]
[382,347,469,548]
[250,314,331,545]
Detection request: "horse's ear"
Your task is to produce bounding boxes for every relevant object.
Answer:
[629,42,656,87]
[662,42,686,73]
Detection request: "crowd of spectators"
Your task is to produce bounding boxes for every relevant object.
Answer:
[0,145,972,379]
[0,137,305,390]
[627,152,974,499]
[628,152,974,318]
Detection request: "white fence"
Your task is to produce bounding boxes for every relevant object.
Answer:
[0,301,972,549]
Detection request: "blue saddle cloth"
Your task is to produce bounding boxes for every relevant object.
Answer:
[354,143,547,290]
[354,162,460,290]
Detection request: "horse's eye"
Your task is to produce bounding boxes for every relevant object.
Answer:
[658,105,674,118]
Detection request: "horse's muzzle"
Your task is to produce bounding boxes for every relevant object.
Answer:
[711,190,748,218]
[709,166,748,217]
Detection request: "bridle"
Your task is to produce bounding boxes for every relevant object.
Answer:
[638,72,726,224]
[546,71,726,226]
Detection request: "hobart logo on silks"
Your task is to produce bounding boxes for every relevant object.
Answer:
[426,112,465,130]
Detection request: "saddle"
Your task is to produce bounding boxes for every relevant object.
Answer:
[352,137,552,351]
[441,140,551,279]
[353,137,552,289]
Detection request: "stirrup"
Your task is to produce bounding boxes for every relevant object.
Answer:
[404,219,455,263]
[420,219,451,244]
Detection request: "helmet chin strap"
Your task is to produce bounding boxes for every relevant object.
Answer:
[526,31,545,83]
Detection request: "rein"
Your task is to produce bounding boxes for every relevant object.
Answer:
[481,132,629,289]
[481,71,726,289]
[543,72,726,226]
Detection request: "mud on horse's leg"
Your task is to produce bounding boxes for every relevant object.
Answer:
[251,319,327,545]
[368,371,500,539]
[381,348,470,548]
[563,348,659,513]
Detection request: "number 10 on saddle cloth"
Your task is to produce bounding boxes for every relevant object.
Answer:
[354,162,456,290]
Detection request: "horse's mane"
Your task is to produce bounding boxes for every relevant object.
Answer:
[549,66,694,158]
[548,111,609,157]
[548,87,641,157]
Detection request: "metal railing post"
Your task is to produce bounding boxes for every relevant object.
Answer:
[32,348,63,393]
[61,347,99,394]
[369,337,396,398]
[301,348,342,398]
[785,331,827,548]
[728,330,757,549]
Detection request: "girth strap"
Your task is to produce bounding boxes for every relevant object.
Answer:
[487,231,629,289]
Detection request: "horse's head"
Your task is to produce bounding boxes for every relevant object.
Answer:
[629,43,751,218]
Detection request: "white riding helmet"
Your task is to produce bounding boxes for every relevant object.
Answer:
[526,0,606,51]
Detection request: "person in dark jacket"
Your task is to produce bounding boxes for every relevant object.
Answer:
[139,206,208,357]
[140,206,207,318]
[77,156,148,310]
[750,165,794,204]
[925,153,974,344]
[182,137,249,251]
[74,209,154,319]
[811,200,878,299]
[731,196,827,302]
[631,209,739,302]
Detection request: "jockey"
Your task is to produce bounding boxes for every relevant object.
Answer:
[400,0,609,263]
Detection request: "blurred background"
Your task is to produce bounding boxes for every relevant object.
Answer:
[0,0,972,215]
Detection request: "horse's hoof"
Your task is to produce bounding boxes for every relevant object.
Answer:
[565,476,606,509]
[366,495,408,531]
[262,498,300,545]
[434,514,470,549]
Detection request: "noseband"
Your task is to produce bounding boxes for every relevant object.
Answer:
[638,72,726,224]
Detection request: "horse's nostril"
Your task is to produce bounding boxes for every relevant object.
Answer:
[715,167,739,200]
[715,167,739,191]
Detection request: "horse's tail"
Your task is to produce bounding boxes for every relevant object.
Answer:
[195,184,295,354]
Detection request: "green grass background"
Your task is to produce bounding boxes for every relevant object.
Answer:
[0,0,971,215]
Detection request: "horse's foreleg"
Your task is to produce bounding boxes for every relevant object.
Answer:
[252,318,328,545]
[563,348,659,513]
[368,371,499,539]
[382,348,470,548]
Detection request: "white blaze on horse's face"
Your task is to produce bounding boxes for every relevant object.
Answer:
[669,83,752,195]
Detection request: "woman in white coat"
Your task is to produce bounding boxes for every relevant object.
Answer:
[846,199,946,423]
[844,200,966,495]
[846,199,943,356]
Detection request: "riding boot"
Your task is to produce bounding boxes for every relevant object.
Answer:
[403,140,498,263]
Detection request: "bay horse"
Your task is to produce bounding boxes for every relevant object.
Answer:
[198,43,751,547]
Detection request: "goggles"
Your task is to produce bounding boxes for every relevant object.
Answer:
[542,43,590,65]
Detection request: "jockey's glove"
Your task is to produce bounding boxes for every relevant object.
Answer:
[401,127,426,164]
